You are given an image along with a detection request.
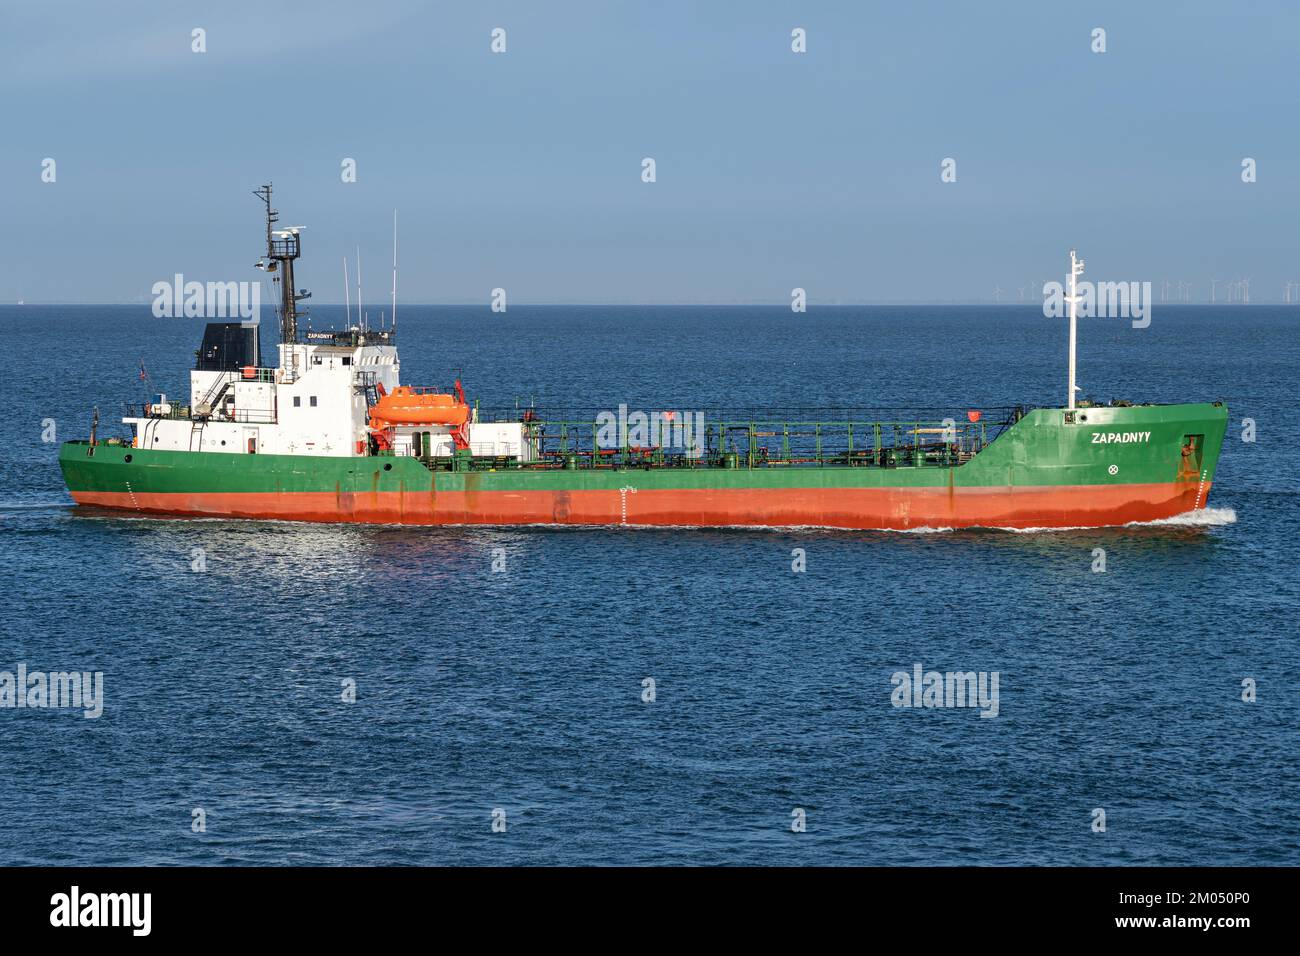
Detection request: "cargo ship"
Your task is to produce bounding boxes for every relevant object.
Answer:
[59,186,1227,530]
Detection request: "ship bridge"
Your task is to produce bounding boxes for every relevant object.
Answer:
[124,321,403,457]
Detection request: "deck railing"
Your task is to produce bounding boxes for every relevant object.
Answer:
[124,402,277,425]
[124,402,192,421]
[512,417,991,470]
[401,407,1031,472]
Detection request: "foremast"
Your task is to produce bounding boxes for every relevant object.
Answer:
[1066,248,1085,410]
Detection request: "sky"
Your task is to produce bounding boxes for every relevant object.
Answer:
[2,0,1298,304]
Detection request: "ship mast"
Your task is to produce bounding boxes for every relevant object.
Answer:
[1066,248,1085,410]
[253,184,307,353]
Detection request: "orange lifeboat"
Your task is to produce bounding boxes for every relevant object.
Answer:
[368,385,470,430]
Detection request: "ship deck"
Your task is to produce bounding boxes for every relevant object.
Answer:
[425,405,1031,473]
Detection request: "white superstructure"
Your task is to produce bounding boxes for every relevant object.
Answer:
[125,185,527,462]
[126,326,526,461]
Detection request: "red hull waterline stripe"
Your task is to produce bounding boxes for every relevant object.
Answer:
[71,482,1210,530]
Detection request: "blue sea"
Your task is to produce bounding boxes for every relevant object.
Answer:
[1,304,1296,865]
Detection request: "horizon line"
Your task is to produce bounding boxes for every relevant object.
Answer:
[2,301,1294,309]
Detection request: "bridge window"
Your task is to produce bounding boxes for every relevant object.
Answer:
[310,396,318,407]
[293,396,301,407]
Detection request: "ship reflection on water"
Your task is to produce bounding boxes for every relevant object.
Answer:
[66,504,1233,593]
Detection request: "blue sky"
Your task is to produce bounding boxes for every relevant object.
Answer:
[3,0,1298,303]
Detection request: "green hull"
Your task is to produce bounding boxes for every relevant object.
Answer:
[59,403,1228,529]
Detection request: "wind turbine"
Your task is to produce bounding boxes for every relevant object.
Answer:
[1210,278,1220,303]
[1017,285,1027,303]
[1161,280,1171,304]
[993,284,1002,304]
[1242,276,1251,304]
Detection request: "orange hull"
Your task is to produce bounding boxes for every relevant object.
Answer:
[69,481,1209,529]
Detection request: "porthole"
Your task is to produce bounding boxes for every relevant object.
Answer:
[124,454,133,463]
[221,440,226,446]
[383,463,393,471]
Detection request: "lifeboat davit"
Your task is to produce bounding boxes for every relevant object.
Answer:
[368,385,470,430]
